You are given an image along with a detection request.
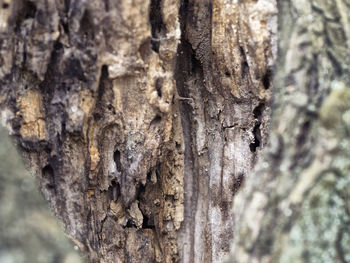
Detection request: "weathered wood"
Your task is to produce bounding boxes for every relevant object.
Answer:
[0,0,276,262]
[176,1,276,262]
[1,0,183,262]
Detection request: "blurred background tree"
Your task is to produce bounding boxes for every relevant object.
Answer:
[0,125,83,263]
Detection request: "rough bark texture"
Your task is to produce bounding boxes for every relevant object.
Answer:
[176,1,276,262]
[229,0,350,262]
[0,0,276,262]
[1,0,183,262]
[3,0,349,262]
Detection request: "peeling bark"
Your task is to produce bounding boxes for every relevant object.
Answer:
[0,0,276,262]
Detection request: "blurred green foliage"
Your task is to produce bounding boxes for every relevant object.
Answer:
[0,126,84,263]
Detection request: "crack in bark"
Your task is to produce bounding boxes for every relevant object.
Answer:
[0,0,276,262]
[149,0,166,53]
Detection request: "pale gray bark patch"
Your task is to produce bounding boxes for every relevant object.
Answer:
[175,1,276,262]
[229,0,350,262]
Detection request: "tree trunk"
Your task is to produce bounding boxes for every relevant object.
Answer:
[4,0,348,263]
[229,0,350,262]
[0,0,276,262]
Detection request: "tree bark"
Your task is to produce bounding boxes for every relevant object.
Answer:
[229,0,350,262]
[176,1,276,262]
[10,0,350,262]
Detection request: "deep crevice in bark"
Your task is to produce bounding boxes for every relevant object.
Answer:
[42,164,55,191]
[149,0,166,53]
[20,1,37,20]
[113,150,122,172]
[0,0,277,262]
[262,69,272,90]
[250,103,265,152]
[174,20,198,263]
[109,179,120,201]
[155,78,163,98]
[249,123,261,152]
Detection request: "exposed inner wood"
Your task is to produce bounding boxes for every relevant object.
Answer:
[0,0,276,262]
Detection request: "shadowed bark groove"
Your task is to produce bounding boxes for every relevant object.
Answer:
[175,1,276,261]
[0,0,276,262]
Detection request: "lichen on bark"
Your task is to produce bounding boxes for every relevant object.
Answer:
[229,0,350,262]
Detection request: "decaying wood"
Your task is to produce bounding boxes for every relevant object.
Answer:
[176,1,276,262]
[0,0,276,262]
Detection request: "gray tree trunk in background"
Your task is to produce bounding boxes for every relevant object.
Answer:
[229,0,350,262]
[0,0,348,263]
